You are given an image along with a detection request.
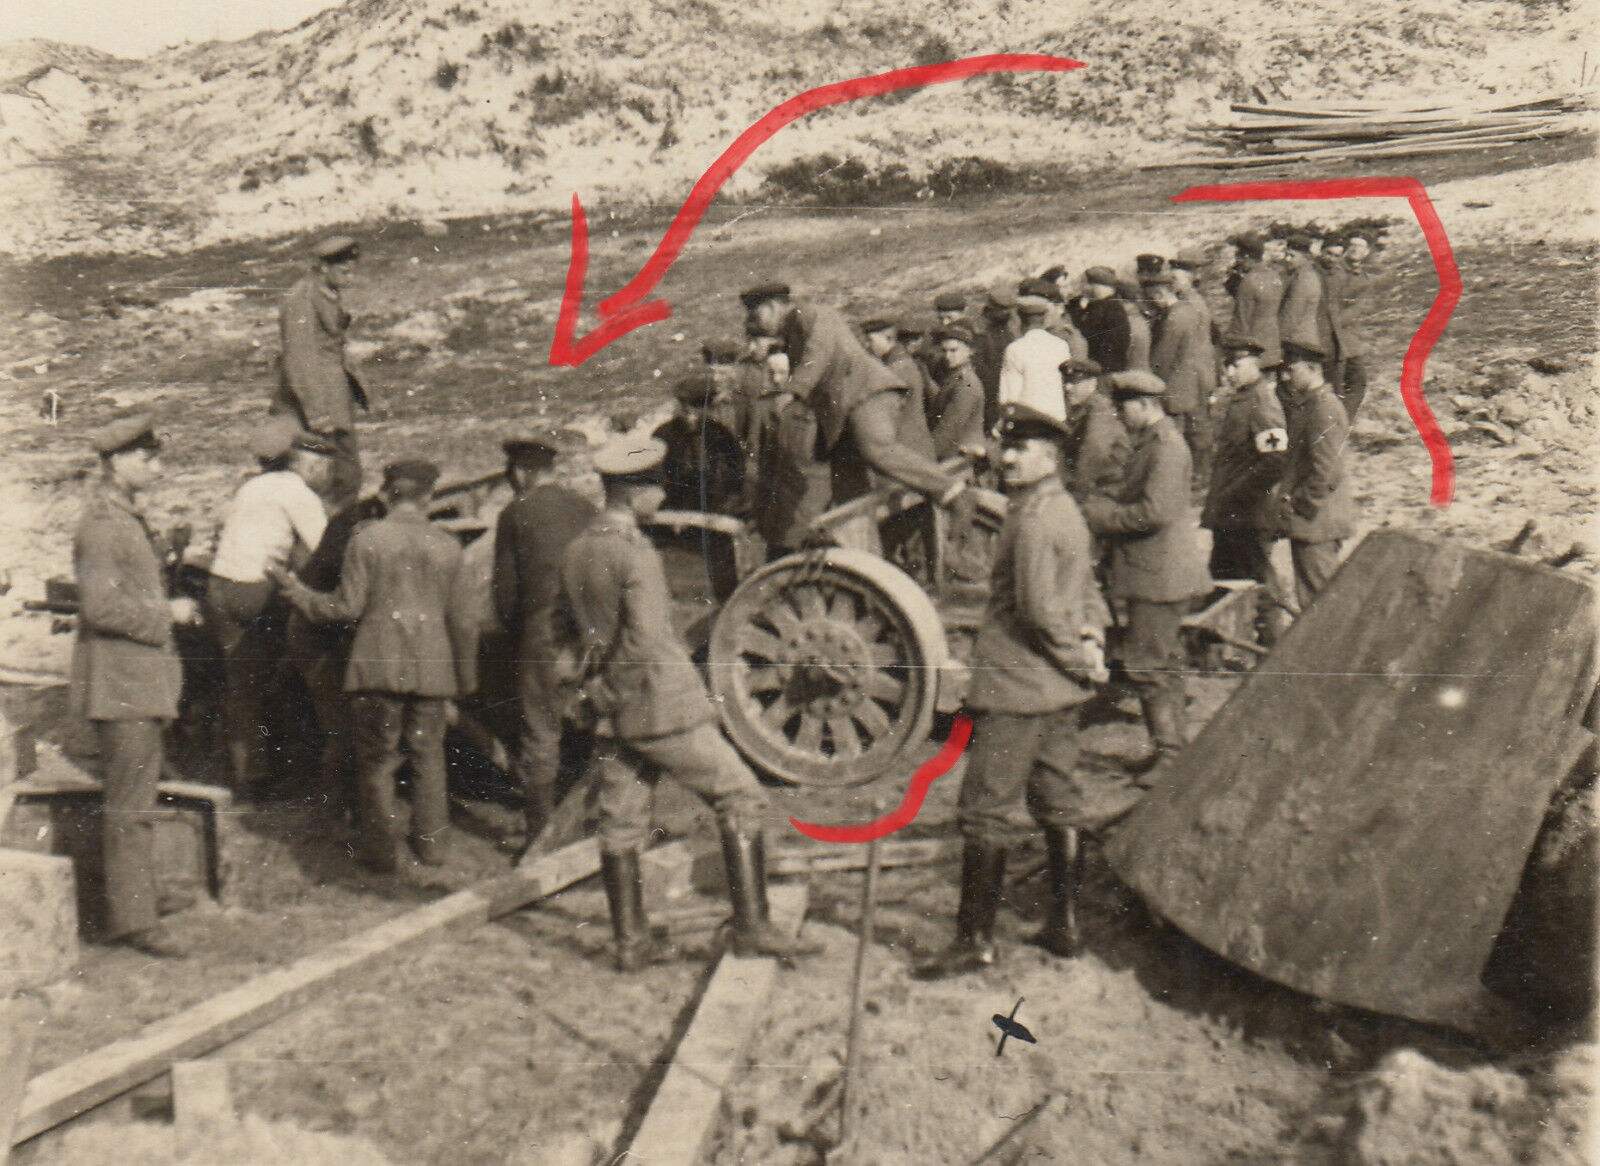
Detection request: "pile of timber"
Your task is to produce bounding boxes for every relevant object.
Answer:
[1159,91,1595,169]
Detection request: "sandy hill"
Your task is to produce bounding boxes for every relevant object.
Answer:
[0,0,1592,257]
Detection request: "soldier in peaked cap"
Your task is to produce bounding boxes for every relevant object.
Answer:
[557,437,819,971]
[1202,335,1293,641]
[1081,372,1211,777]
[1145,268,1214,479]
[277,456,477,874]
[1228,234,1285,368]
[700,337,751,439]
[491,427,597,857]
[916,401,1132,980]
[72,413,201,957]
[272,234,383,511]
[741,284,970,552]
[206,416,336,796]
[925,323,986,460]
[1080,265,1134,374]
[998,289,1077,422]
[653,370,746,515]
[1275,338,1354,610]
[1057,357,1128,504]
[973,288,1021,431]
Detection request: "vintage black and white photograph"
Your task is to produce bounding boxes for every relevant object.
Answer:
[0,0,1597,1161]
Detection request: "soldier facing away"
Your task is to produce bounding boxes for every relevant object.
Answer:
[557,437,819,971]
[276,460,478,873]
[491,428,598,857]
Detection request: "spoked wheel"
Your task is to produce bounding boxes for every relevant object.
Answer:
[708,549,948,787]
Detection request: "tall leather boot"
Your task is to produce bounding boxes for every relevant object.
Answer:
[720,827,820,962]
[1130,683,1185,776]
[913,840,1007,980]
[600,849,675,972]
[1029,827,1082,958]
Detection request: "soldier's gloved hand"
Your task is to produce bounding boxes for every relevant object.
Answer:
[168,597,201,626]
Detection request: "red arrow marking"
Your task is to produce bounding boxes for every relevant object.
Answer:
[789,714,973,844]
[1173,178,1460,506]
[548,54,1084,367]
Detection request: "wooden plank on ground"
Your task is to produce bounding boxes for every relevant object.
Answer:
[12,837,612,1144]
[767,838,957,876]
[623,884,810,1166]
[0,1000,42,1166]
[171,1061,234,1158]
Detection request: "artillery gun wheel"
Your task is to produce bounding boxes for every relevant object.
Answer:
[709,549,947,787]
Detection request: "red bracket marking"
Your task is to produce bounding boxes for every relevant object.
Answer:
[789,714,973,843]
[1173,177,1460,506]
[549,54,1085,367]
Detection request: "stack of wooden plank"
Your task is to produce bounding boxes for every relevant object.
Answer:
[1156,90,1595,169]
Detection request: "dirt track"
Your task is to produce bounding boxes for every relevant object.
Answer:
[2,135,1596,1163]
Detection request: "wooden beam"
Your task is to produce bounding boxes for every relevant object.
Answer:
[766,838,957,876]
[171,1061,234,1158]
[622,884,810,1166]
[0,1001,42,1166]
[11,837,619,1145]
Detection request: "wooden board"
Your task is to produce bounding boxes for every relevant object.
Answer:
[766,838,957,876]
[0,1001,42,1166]
[1107,531,1599,1032]
[622,884,810,1166]
[11,838,610,1144]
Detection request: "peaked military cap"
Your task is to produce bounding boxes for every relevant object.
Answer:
[1286,232,1314,252]
[739,281,791,309]
[1038,264,1067,282]
[593,436,666,480]
[1017,277,1059,302]
[933,292,966,312]
[382,459,440,491]
[1169,247,1208,270]
[700,337,742,363]
[1281,339,1328,363]
[1083,265,1118,288]
[313,235,360,263]
[1058,357,1103,381]
[995,402,1069,444]
[898,314,936,339]
[672,369,719,404]
[90,412,160,456]
[503,427,585,461]
[1135,253,1166,275]
[1218,333,1265,357]
[1108,370,1167,398]
[1237,235,1266,260]
[934,324,975,347]
[1015,294,1052,317]
[860,316,898,336]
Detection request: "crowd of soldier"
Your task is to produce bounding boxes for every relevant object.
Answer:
[68,224,1370,969]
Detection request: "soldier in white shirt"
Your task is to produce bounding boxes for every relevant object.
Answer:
[996,294,1076,421]
[206,417,335,794]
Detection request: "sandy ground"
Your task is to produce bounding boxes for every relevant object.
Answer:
[2,136,1596,1162]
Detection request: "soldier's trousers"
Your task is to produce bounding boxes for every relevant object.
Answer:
[1172,408,1215,485]
[297,650,356,814]
[205,574,284,788]
[1290,539,1344,611]
[1120,598,1189,751]
[321,427,363,512]
[351,693,450,861]
[594,722,769,854]
[1338,358,1368,422]
[515,650,565,817]
[96,717,165,939]
[957,706,1142,848]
